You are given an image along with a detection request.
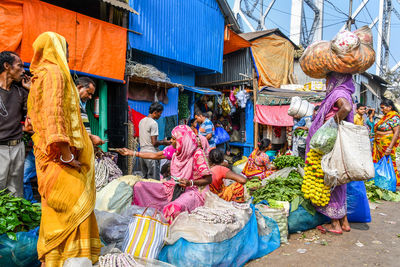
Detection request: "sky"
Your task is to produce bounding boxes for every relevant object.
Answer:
[227,0,400,75]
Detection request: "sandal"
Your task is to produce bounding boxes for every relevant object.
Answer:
[317,225,343,235]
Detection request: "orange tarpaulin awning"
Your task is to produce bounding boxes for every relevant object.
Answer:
[1,0,127,81]
[0,0,23,53]
[223,27,251,55]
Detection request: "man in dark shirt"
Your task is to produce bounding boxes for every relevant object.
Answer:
[0,51,30,197]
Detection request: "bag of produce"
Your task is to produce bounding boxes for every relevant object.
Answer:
[300,26,375,79]
[0,190,41,267]
[310,118,338,154]
[255,203,288,244]
[288,96,314,118]
[287,206,329,234]
[321,121,375,187]
[374,155,397,192]
[346,181,371,223]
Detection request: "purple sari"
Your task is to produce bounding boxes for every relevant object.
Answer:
[306,73,355,219]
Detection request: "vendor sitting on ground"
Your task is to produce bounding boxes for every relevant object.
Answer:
[208,149,247,203]
[125,125,212,223]
[242,138,275,179]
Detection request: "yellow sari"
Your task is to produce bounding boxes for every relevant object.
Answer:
[28,32,100,266]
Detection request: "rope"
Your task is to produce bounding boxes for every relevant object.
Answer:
[99,253,144,267]
[95,153,123,191]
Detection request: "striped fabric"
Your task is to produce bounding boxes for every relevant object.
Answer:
[122,212,169,259]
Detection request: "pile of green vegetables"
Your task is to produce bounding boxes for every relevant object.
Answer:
[273,155,305,169]
[251,171,315,214]
[364,181,400,202]
[0,189,41,240]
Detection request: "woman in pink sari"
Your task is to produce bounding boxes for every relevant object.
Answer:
[132,125,212,222]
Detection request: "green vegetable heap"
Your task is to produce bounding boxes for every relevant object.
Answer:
[0,189,41,240]
[251,171,315,215]
[273,155,305,170]
[364,181,400,202]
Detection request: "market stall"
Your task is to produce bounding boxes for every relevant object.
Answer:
[255,87,325,156]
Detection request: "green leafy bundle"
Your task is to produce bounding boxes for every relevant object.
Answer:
[251,171,315,214]
[245,178,262,191]
[273,155,305,170]
[365,181,400,202]
[0,189,41,240]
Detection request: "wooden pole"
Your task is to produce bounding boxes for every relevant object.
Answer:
[253,70,259,149]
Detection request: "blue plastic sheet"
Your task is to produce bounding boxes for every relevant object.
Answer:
[214,127,230,145]
[0,227,40,267]
[288,206,329,234]
[346,181,371,223]
[374,155,397,192]
[159,205,280,267]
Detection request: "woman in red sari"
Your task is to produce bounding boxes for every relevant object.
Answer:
[373,99,400,185]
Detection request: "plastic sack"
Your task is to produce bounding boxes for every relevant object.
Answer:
[63,258,92,267]
[287,206,329,234]
[232,157,248,174]
[95,180,133,213]
[374,155,397,192]
[321,121,375,187]
[215,127,230,145]
[300,26,375,79]
[346,181,371,223]
[288,96,314,118]
[255,203,288,244]
[159,204,280,267]
[95,206,164,250]
[0,227,40,267]
[310,118,338,154]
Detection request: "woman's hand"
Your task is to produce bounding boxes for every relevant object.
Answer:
[116,148,134,156]
[385,147,392,156]
[67,159,82,171]
[178,178,190,187]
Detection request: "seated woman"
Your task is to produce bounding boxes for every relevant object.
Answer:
[120,125,212,223]
[242,138,274,179]
[208,149,247,203]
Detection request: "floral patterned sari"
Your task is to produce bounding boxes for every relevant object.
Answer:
[373,111,400,185]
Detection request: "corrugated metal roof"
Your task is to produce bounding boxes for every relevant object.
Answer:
[239,29,299,49]
[101,0,138,14]
[216,0,241,33]
[196,48,253,87]
[128,0,224,73]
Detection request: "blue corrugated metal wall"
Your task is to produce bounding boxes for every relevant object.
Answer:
[128,0,224,73]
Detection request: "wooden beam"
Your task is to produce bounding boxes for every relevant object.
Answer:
[253,70,259,149]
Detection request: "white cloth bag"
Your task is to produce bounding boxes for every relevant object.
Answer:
[321,121,375,186]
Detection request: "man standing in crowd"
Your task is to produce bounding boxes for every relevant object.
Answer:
[195,111,216,148]
[0,51,30,197]
[139,102,170,179]
[354,103,367,126]
[76,77,104,146]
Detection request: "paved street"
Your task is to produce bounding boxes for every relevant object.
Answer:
[248,200,400,267]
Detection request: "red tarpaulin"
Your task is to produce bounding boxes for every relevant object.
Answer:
[254,104,294,127]
[129,107,146,137]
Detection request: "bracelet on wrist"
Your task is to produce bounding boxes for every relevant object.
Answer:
[60,154,74,164]
[190,180,194,187]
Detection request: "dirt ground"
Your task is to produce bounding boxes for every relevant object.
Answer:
[247,200,400,267]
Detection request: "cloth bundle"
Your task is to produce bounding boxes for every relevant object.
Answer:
[300,26,375,78]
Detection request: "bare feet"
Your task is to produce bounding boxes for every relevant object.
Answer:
[317,219,343,234]
[340,215,351,232]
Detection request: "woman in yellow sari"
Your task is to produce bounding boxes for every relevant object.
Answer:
[28,32,101,266]
[373,99,400,185]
